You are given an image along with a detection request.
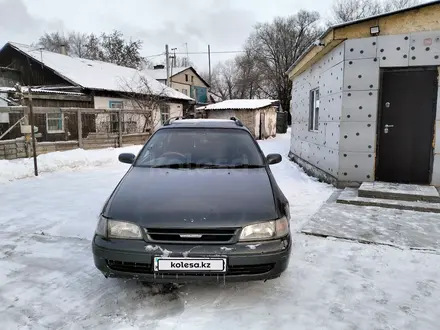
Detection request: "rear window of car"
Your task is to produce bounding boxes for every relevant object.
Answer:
[135,127,265,167]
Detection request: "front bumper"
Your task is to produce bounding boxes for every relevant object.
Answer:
[92,235,291,284]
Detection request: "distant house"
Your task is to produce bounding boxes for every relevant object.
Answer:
[144,65,210,106]
[0,42,195,134]
[199,99,278,139]
[286,1,440,187]
[0,86,95,141]
[0,67,21,87]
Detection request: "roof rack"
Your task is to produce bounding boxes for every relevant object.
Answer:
[163,116,186,126]
[229,116,243,127]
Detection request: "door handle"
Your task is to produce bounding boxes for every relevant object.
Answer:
[384,124,394,134]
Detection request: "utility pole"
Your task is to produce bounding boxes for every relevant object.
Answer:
[208,45,212,86]
[28,88,38,176]
[165,44,170,87]
[171,48,177,67]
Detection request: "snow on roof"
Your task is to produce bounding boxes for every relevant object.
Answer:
[202,99,277,110]
[143,67,190,80]
[6,42,194,101]
[0,86,85,96]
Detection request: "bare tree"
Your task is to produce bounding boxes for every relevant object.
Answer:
[204,10,321,111]
[247,10,322,113]
[330,0,421,24]
[35,30,145,69]
[383,0,421,12]
[68,32,89,58]
[36,32,70,53]
[117,75,192,132]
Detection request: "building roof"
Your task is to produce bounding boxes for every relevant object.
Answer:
[3,42,194,101]
[0,86,85,96]
[201,99,277,110]
[143,66,210,88]
[144,66,190,80]
[286,0,440,77]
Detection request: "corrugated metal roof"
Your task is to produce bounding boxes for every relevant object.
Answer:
[0,86,86,96]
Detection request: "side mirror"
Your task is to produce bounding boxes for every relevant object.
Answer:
[266,153,282,165]
[119,153,136,164]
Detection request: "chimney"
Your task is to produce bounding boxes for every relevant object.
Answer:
[60,44,67,55]
[153,64,165,70]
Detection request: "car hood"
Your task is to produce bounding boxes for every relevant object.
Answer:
[104,167,278,228]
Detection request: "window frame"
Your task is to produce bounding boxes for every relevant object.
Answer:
[46,112,64,134]
[109,100,124,133]
[308,88,320,132]
[159,103,170,125]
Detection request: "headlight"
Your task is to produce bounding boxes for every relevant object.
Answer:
[239,217,290,242]
[95,215,107,237]
[95,216,142,239]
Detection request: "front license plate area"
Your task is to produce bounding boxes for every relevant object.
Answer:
[153,257,227,273]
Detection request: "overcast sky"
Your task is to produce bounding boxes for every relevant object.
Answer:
[0,0,334,72]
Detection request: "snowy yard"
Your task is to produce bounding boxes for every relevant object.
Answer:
[1,131,440,329]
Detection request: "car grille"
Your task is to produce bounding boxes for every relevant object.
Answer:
[144,228,239,244]
[107,260,151,273]
[106,260,275,276]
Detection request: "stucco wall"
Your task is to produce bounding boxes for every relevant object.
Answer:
[205,107,276,139]
[171,68,207,87]
[170,82,191,96]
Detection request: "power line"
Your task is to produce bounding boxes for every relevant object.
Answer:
[144,50,244,58]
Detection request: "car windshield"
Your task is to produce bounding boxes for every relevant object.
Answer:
[135,128,265,168]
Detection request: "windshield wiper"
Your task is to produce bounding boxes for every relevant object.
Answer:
[149,163,218,169]
[216,164,265,169]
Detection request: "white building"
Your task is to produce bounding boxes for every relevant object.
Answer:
[287,1,440,188]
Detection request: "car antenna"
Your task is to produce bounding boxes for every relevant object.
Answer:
[229,116,243,127]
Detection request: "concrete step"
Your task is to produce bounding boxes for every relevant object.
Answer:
[358,182,440,203]
[337,188,440,213]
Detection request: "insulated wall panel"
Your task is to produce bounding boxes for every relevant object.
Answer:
[343,58,380,91]
[377,34,410,67]
[338,150,375,182]
[320,93,343,122]
[345,37,377,60]
[341,91,378,122]
[408,31,440,67]
[339,122,377,153]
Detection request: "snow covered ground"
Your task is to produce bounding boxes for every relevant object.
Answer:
[1,130,440,329]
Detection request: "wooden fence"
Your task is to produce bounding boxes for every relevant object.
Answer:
[0,132,150,160]
[0,106,153,160]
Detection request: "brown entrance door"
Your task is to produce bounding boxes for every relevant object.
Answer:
[376,67,438,184]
